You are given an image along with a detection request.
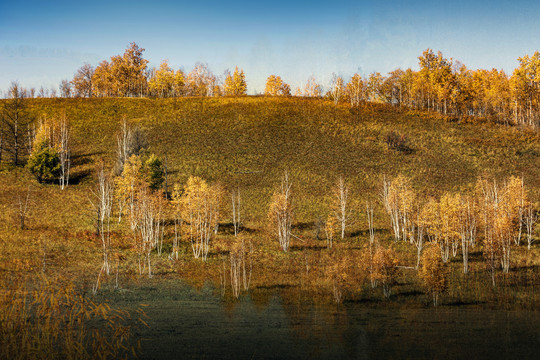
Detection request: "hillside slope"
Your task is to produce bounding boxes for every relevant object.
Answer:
[9,97,540,222]
[0,97,538,311]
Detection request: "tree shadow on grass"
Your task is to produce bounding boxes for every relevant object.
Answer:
[292,221,315,231]
[289,244,327,252]
[255,284,297,290]
[394,290,424,299]
[350,228,389,238]
[217,222,258,235]
[67,151,105,185]
[509,264,539,273]
[445,300,487,307]
[344,297,383,305]
[71,152,99,166]
[67,169,92,185]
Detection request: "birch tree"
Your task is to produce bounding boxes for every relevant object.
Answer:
[0,82,33,166]
[185,63,215,97]
[231,187,242,236]
[420,244,449,307]
[303,76,322,97]
[114,154,162,276]
[173,176,221,260]
[524,204,537,250]
[90,166,114,277]
[229,234,253,298]
[116,155,148,231]
[329,74,345,104]
[346,73,365,106]
[498,176,526,272]
[372,246,399,299]
[331,176,351,241]
[458,196,477,274]
[382,175,416,242]
[324,213,339,249]
[268,172,293,251]
[58,115,71,189]
[366,201,378,286]
[410,204,425,270]
[132,187,163,277]
[16,186,31,230]
[477,176,525,283]
[115,118,147,174]
[478,178,500,286]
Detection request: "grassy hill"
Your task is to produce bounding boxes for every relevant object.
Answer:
[1,96,539,358]
[14,96,540,218]
[0,96,539,308]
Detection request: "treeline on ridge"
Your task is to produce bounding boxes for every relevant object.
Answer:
[4,43,540,128]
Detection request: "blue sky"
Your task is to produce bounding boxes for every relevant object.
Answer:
[1,0,540,94]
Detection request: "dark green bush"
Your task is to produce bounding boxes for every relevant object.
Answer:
[27,139,60,183]
[143,153,165,190]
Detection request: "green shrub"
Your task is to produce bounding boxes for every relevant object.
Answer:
[143,153,165,190]
[27,139,60,183]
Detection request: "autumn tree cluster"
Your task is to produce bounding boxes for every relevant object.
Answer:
[325,49,540,127]
[91,119,232,280]
[264,75,291,96]
[67,43,248,98]
[382,174,536,287]
[172,176,223,260]
[27,115,71,187]
[87,120,167,282]
[0,83,72,186]
[5,41,540,127]
[8,42,540,127]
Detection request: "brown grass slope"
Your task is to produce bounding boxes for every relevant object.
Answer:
[0,96,539,309]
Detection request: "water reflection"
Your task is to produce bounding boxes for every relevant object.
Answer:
[117,282,539,360]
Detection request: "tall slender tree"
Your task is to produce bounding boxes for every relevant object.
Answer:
[0,82,34,166]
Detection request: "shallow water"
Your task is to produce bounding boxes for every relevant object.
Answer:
[104,282,540,360]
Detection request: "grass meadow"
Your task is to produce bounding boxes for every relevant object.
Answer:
[0,96,539,358]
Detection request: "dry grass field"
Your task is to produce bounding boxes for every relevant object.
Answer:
[0,97,539,359]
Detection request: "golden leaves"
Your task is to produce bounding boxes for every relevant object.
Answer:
[224,66,247,96]
[264,75,291,96]
[419,244,449,306]
[172,176,222,260]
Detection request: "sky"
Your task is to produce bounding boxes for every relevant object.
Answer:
[1,0,540,94]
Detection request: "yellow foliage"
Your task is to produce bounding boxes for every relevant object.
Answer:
[419,244,449,306]
[0,276,139,359]
[223,66,247,96]
[372,246,399,298]
[267,173,294,251]
[264,75,291,96]
[303,76,322,97]
[325,214,339,248]
[172,176,222,260]
[32,114,69,152]
[148,60,176,97]
[114,155,148,220]
[91,43,148,97]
